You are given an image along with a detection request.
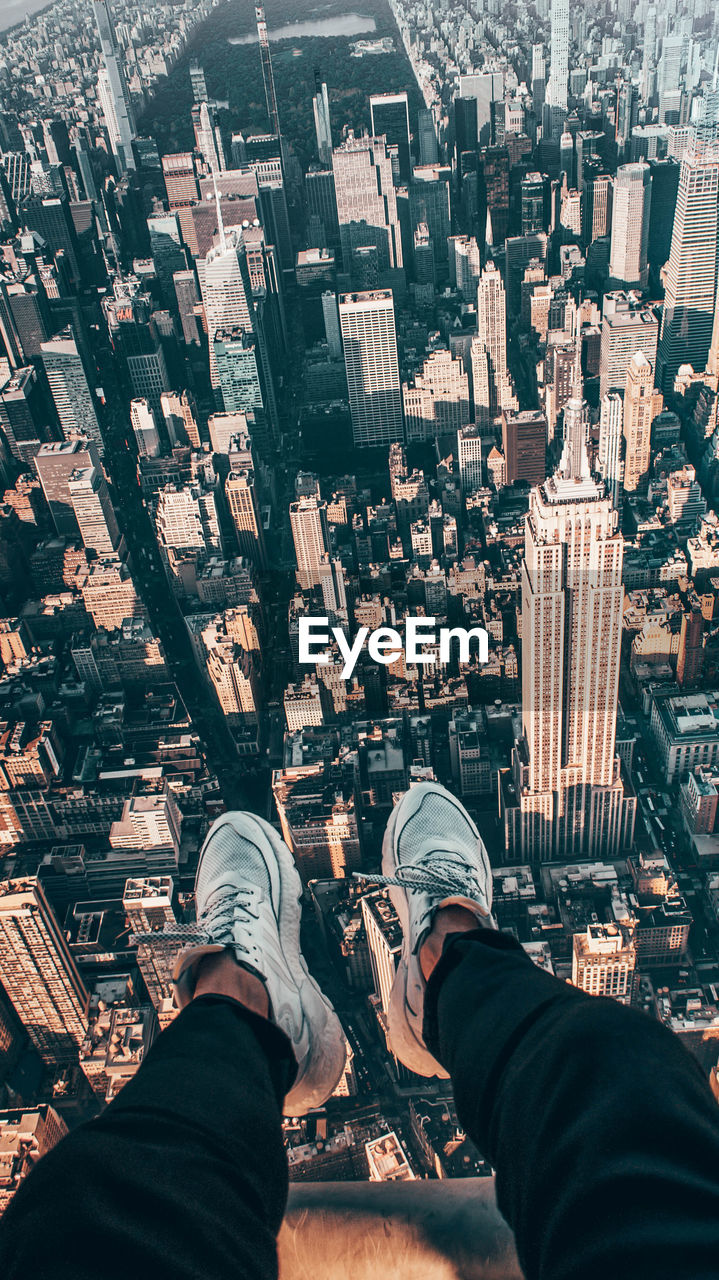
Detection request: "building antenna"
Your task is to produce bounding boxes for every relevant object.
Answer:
[211,164,226,252]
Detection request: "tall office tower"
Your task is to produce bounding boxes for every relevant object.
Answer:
[124,876,179,1030]
[0,878,88,1066]
[615,82,636,162]
[81,558,143,630]
[658,94,719,392]
[290,494,330,589]
[532,44,546,115]
[35,438,102,538]
[676,601,704,688]
[641,7,657,102]
[173,270,203,347]
[609,163,651,288]
[21,194,81,289]
[40,326,104,454]
[103,286,170,418]
[0,284,24,368]
[600,292,658,398]
[213,329,265,419]
[192,103,226,174]
[147,213,186,304]
[92,0,135,172]
[272,765,360,881]
[582,169,612,246]
[255,5,281,139]
[598,393,624,509]
[546,0,569,132]
[322,291,342,357]
[68,465,121,557]
[225,468,267,569]
[409,165,451,268]
[481,146,510,246]
[162,153,199,209]
[417,109,438,165]
[339,290,403,447]
[572,923,636,1003]
[503,345,633,861]
[521,172,549,235]
[0,365,49,462]
[198,228,255,398]
[333,136,403,274]
[559,131,574,184]
[502,409,547,485]
[458,424,484,495]
[312,72,333,167]
[361,892,402,1023]
[450,235,481,300]
[2,277,50,362]
[130,398,160,458]
[403,348,465,440]
[370,92,412,183]
[305,169,340,249]
[476,262,514,417]
[190,61,208,104]
[622,352,658,493]
[647,158,680,281]
[458,70,504,149]
[161,390,201,449]
[471,336,491,427]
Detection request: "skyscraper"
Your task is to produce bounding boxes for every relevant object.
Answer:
[502,345,634,861]
[457,424,484,496]
[598,393,623,509]
[124,876,179,1030]
[312,73,333,167]
[546,0,569,131]
[0,878,89,1066]
[475,261,516,417]
[198,229,255,399]
[658,93,719,391]
[40,326,104,454]
[68,465,122,557]
[600,292,659,399]
[339,290,403,447]
[255,5,281,139]
[609,163,652,289]
[35,438,103,538]
[290,494,330,589]
[622,351,659,493]
[332,135,403,275]
[370,93,411,183]
[92,0,135,172]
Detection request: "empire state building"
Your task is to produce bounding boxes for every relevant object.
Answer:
[501,342,637,861]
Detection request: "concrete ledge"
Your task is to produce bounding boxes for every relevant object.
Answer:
[280,1178,522,1279]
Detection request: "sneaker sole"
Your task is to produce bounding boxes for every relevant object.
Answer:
[196,812,347,1115]
[382,785,492,1079]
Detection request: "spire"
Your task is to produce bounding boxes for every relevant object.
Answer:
[557,320,591,482]
[211,164,226,252]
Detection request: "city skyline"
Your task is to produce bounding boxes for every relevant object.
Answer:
[1,0,719,1208]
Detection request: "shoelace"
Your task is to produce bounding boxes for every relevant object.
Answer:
[354,853,487,906]
[131,886,258,959]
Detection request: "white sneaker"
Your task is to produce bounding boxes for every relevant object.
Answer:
[172,811,346,1115]
[369,782,493,1078]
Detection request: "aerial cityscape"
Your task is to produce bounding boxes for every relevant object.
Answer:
[2,0,719,1206]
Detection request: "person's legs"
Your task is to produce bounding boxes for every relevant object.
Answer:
[0,981,294,1280]
[424,925,719,1280]
[0,812,346,1280]
[375,782,719,1280]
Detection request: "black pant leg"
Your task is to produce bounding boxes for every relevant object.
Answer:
[424,929,719,1280]
[0,995,297,1280]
